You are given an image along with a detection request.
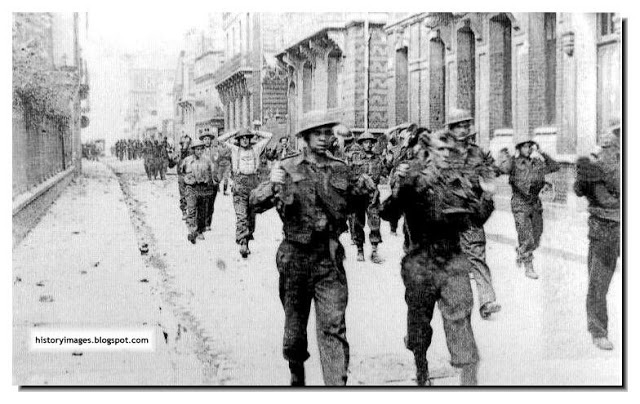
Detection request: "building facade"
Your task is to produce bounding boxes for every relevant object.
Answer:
[12,12,90,245]
[385,12,621,208]
[214,13,291,137]
[277,13,391,138]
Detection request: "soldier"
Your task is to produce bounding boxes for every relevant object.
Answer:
[329,124,360,160]
[180,138,219,244]
[169,135,192,220]
[348,132,385,264]
[574,120,620,351]
[445,109,501,320]
[218,128,273,258]
[157,135,170,180]
[498,140,560,279]
[142,140,154,180]
[215,135,233,195]
[199,131,219,232]
[249,119,352,386]
[380,130,494,386]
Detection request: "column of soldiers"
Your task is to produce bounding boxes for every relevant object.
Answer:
[114,139,144,161]
[170,111,620,385]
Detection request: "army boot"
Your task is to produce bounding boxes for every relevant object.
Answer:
[460,363,478,386]
[413,352,431,386]
[289,362,305,386]
[239,240,250,258]
[524,261,539,279]
[479,302,502,319]
[592,336,614,350]
[187,231,197,244]
[370,244,384,264]
[356,246,365,262]
[197,233,205,241]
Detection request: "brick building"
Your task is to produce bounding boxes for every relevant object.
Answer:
[385,12,621,209]
[277,13,391,139]
[214,13,290,137]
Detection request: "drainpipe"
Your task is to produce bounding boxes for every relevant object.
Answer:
[364,14,370,131]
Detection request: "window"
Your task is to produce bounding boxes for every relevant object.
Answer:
[544,13,557,125]
[457,27,476,118]
[600,13,616,37]
[327,50,341,109]
[302,61,313,112]
[395,47,408,124]
[597,13,621,138]
[489,15,512,129]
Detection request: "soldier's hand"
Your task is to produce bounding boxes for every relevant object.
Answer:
[479,177,497,196]
[531,150,544,161]
[270,162,286,184]
[396,163,410,178]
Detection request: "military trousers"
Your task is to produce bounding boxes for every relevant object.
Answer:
[204,188,219,228]
[587,217,620,339]
[512,199,544,265]
[178,176,187,215]
[232,173,261,243]
[217,164,231,193]
[460,225,496,308]
[185,183,217,235]
[276,239,349,386]
[349,194,382,247]
[401,247,479,367]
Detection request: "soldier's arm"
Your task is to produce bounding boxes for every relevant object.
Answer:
[217,131,235,143]
[249,181,277,214]
[542,152,561,174]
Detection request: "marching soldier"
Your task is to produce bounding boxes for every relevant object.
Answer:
[199,131,219,232]
[347,131,385,264]
[329,124,361,160]
[157,135,170,180]
[218,128,273,258]
[574,120,620,350]
[214,136,233,195]
[445,109,502,320]
[143,139,154,180]
[169,135,192,220]
[249,119,353,386]
[380,130,494,386]
[180,138,219,244]
[498,140,560,279]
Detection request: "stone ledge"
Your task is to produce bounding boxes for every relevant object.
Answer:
[13,166,76,217]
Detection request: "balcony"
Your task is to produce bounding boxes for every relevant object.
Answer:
[213,53,253,87]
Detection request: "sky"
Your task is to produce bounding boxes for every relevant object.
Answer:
[82,11,209,144]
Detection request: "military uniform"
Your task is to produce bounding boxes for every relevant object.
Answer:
[143,140,154,180]
[347,137,385,257]
[380,146,492,385]
[180,148,218,242]
[250,149,352,386]
[449,136,500,315]
[499,145,559,270]
[227,132,271,250]
[216,141,233,194]
[157,140,170,180]
[201,138,220,229]
[170,146,192,219]
[574,136,620,347]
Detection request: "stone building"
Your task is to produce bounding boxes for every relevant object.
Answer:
[194,50,225,138]
[385,12,621,209]
[214,13,290,136]
[277,13,391,138]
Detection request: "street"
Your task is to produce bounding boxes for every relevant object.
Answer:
[12,158,623,386]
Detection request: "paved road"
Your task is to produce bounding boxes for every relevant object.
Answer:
[13,158,623,385]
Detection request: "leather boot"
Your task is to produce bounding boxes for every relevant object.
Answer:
[239,240,250,258]
[289,362,305,386]
[524,261,539,279]
[479,302,502,319]
[413,352,431,386]
[370,244,384,264]
[460,363,478,386]
[187,231,197,244]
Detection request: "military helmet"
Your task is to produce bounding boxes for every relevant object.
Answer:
[357,131,377,144]
[190,138,206,149]
[233,128,256,141]
[199,132,215,140]
[445,109,474,127]
[296,117,340,138]
[333,124,353,140]
[599,132,620,149]
[515,139,538,150]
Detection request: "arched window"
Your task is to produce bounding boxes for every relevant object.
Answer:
[327,50,341,109]
[395,47,408,124]
[489,14,512,129]
[457,27,476,118]
[302,61,313,112]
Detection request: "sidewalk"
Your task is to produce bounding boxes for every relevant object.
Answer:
[12,161,195,385]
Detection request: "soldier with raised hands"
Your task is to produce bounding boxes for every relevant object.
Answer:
[380,130,494,386]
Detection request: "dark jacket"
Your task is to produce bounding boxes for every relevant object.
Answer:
[380,157,494,255]
[499,153,559,207]
[249,151,353,244]
[574,150,620,224]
